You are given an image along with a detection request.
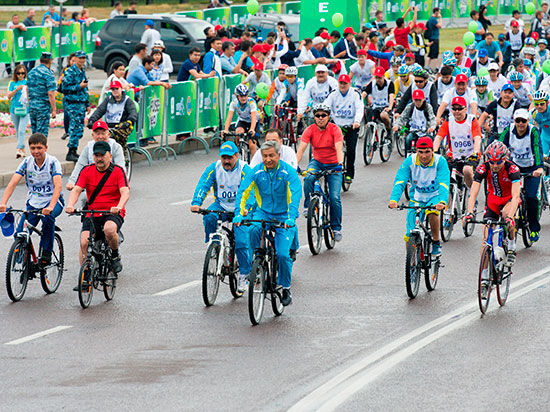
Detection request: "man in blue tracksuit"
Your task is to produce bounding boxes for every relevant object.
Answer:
[233,140,302,306]
[191,141,253,292]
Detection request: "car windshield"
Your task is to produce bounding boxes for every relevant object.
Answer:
[171,17,211,40]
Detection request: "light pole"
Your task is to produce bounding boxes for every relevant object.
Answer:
[55,0,67,76]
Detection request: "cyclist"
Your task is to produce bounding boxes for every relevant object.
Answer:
[498,108,544,242]
[190,141,253,292]
[453,46,472,69]
[233,140,302,306]
[464,141,521,287]
[275,66,300,108]
[296,104,344,240]
[479,83,520,141]
[0,133,63,265]
[473,76,494,114]
[222,84,259,150]
[509,71,533,109]
[393,89,436,153]
[436,74,478,125]
[65,141,129,275]
[388,137,450,257]
[505,20,525,58]
[297,64,338,122]
[349,49,375,89]
[532,90,550,155]
[250,128,297,168]
[434,96,482,189]
[435,66,454,105]
[386,56,402,82]
[487,62,508,99]
[393,66,412,98]
[266,64,288,109]
[395,67,438,117]
[87,81,138,153]
[363,66,395,137]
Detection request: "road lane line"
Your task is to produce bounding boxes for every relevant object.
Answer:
[170,199,192,206]
[289,266,550,412]
[153,280,201,296]
[4,325,73,346]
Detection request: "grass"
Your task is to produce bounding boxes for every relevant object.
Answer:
[439,25,505,52]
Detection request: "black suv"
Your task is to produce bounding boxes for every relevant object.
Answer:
[92,14,212,74]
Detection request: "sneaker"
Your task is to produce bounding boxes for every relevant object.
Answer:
[333,230,343,242]
[529,231,540,242]
[238,274,249,293]
[39,251,52,266]
[66,148,79,162]
[432,241,442,257]
[282,288,292,306]
[302,209,308,218]
[345,176,353,183]
[15,149,25,159]
[505,250,516,267]
[480,281,489,299]
[112,256,123,273]
[61,133,68,140]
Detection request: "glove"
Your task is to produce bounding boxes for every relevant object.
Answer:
[334,164,343,172]
[468,153,479,163]
[462,213,473,224]
[120,121,132,130]
[284,218,295,228]
[232,215,243,225]
[296,166,302,174]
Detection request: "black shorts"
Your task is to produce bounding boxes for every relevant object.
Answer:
[428,39,439,59]
[82,214,124,240]
[236,120,260,135]
[367,108,385,122]
[448,158,478,173]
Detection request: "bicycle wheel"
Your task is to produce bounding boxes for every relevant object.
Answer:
[270,257,284,316]
[323,201,335,250]
[124,147,132,182]
[462,188,475,237]
[78,259,94,309]
[248,258,266,325]
[379,128,393,162]
[440,186,455,242]
[425,255,439,291]
[202,242,221,307]
[342,152,351,192]
[103,266,117,301]
[5,239,29,302]
[496,267,511,307]
[405,235,422,299]
[396,133,406,157]
[478,246,493,314]
[519,203,532,248]
[40,233,64,294]
[228,249,243,299]
[363,125,375,165]
[307,197,322,255]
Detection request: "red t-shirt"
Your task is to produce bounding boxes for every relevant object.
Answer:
[393,26,411,49]
[76,164,129,218]
[301,122,344,164]
[367,43,377,63]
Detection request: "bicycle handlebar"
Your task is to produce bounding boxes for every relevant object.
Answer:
[302,169,342,177]
[466,218,508,226]
[396,205,439,211]
[69,209,112,216]
[240,219,285,228]
[5,208,45,217]
[192,208,235,218]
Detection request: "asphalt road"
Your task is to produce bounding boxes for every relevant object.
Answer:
[0,148,548,411]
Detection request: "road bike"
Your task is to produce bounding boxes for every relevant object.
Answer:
[466,218,512,315]
[397,205,441,299]
[223,131,253,163]
[4,209,64,302]
[241,219,286,325]
[340,128,353,192]
[70,210,123,309]
[304,169,340,255]
[275,106,300,151]
[516,173,537,248]
[193,209,242,306]
[363,110,393,165]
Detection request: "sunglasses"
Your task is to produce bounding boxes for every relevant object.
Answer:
[514,118,528,123]
[453,52,461,56]
[16,72,25,75]
[451,106,465,111]
[488,160,503,165]
[314,113,328,118]
[535,102,547,106]
[414,79,426,84]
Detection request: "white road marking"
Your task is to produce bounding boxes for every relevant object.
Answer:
[4,325,73,346]
[153,280,201,296]
[289,266,550,412]
[170,199,192,206]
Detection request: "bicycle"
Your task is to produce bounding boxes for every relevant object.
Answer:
[222,131,253,163]
[241,219,286,325]
[304,169,340,255]
[363,110,393,165]
[4,209,64,302]
[516,173,537,248]
[341,140,351,192]
[193,209,242,306]
[69,210,123,309]
[466,218,512,315]
[275,106,300,151]
[537,160,550,218]
[396,205,441,299]
[395,126,408,157]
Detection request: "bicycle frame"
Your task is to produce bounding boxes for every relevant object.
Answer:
[208,218,235,278]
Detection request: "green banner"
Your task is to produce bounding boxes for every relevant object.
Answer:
[126,89,139,145]
[301,1,360,39]
[409,0,431,20]
[221,74,244,123]
[473,0,497,16]
[497,0,517,16]
[13,26,50,62]
[197,77,220,129]
[285,1,301,14]
[0,30,13,64]
[203,7,230,27]
[82,20,106,54]
[455,0,472,18]
[175,10,204,19]
[142,85,165,139]
[51,23,82,58]
[386,0,406,21]
[229,5,251,26]
[262,2,283,13]
[431,0,452,18]
[167,81,197,135]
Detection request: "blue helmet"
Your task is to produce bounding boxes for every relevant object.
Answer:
[442,50,453,59]
[235,84,249,96]
[474,76,488,86]
[442,56,457,66]
[509,71,523,81]
[539,39,548,46]
[461,67,471,77]
[397,65,410,76]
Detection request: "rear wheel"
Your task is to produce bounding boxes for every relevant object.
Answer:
[6,239,29,302]
[425,256,439,291]
[40,233,64,294]
[307,197,322,255]
[379,128,393,162]
[462,187,475,237]
[202,242,221,307]
[519,203,532,248]
[124,147,133,182]
[478,246,493,314]
[248,258,266,325]
[342,151,351,192]
[440,186,456,242]
[270,257,284,316]
[363,125,375,165]
[405,235,422,299]
[78,259,94,309]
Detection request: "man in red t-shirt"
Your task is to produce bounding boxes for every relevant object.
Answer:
[393,5,418,50]
[296,104,344,241]
[66,141,129,273]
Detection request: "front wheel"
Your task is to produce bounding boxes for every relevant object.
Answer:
[425,256,439,291]
[124,147,133,182]
[396,133,406,157]
[103,267,117,301]
[496,267,511,307]
[405,235,422,299]
[478,245,493,315]
[342,151,351,192]
[6,239,29,302]
[379,128,393,162]
[363,125,375,165]
[440,186,456,242]
[248,258,267,325]
[462,187,475,237]
[78,259,94,309]
[202,242,221,307]
[40,233,64,294]
[307,197,322,255]
[270,258,284,316]
[518,203,532,248]
[323,201,335,250]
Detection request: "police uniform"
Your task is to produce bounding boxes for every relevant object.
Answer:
[27,58,56,137]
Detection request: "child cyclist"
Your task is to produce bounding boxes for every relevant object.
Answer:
[0,133,64,265]
[222,84,259,150]
[474,76,494,113]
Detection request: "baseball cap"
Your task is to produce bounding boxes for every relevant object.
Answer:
[261,43,273,53]
[75,50,86,58]
[0,212,15,237]
[312,36,324,46]
[253,62,264,70]
[219,141,238,157]
[478,49,488,58]
[92,120,109,131]
[315,64,329,73]
[454,46,464,54]
[385,40,395,48]
[145,19,154,27]
[93,140,111,155]
[488,62,499,71]
[252,44,263,52]
[338,74,351,83]
[214,24,222,31]
[368,31,380,39]
[394,45,405,52]
[40,52,52,60]
[110,80,122,89]
[405,52,415,59]
[455,74,468,84]
[415,23,427,30]
[513,108,530,120]
[153,40,165,49]
[343,27,356,35]
[357,49,367,56]
[511,20,519,27]
[416,136,433,149]
[451,96,467,107]
[373,66,385,77]
[500,83,514,93]
[320,32,330,40]
[498,34,505,40]
[412,89,425,100]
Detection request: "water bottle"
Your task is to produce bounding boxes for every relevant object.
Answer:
[494,244,505,262]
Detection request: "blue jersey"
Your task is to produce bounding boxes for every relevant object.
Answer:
[532,108,550,155]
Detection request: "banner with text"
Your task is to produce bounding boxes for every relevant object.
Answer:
[229,5,252,26]
[203,7,230,27]
[284,1,301,14]
[221,74,244,123]
[13,26,50,62]
[142,85,165,139]
[197,77,220,129]
[51,23,82,58]
[82,20,106,54]
[166,81,197,135]
[175,10,204,19]
[262,2,283,13]
[0,30,13,64]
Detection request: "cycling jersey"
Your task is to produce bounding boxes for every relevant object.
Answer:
[442,88,478,113]
[512,84,531,107]
[507,30,524,51]
[364,79,395,110]
[393,77,412,96]
[297,76,338,115]
[483,99,520,135]
[436,78,454,104]
[437,114,481,159]
[476,90,494,111]
[498,124,543,169]
[474,160,520,198]
[349,60,375,88]
[228,97,258,123]
[276,79,302,106]
[324,88,364,127]
[15,154,63,209]
[250,145,297,169]
[487,74,508,99]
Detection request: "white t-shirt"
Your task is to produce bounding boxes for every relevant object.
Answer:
[442,87,478,114]
[487,74,508,99]
[294,48,315,66]
[140,28,161,55]
[15,154,62,209]
[349,60,375,88]
[250,145,297,169]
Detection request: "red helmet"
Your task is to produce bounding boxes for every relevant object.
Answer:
[278,64,289,71]
[485,141,508,162]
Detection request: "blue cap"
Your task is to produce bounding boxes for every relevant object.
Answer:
[478,49,488,58]
[219,141,238,156]
[524,58,532,66]
[0,212,15,237]
[145,19,154,26]
[365,23,373,29]
[498,34,505,40]
[75,50,86,58]
[500,83,514,93]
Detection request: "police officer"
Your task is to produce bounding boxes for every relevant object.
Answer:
[27,52,56,137]
[62,50,90,162]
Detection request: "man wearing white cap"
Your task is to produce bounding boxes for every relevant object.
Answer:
[486,62,508,99]
[297,64,339,121]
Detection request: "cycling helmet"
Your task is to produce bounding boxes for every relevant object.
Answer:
[411,63,422,72]
[474,76,488,86]
[278,64,289,71]
[285,66,298,76]
[524,58,533,67]
[533,90,549,102]
[390,56,401,67]
[235,84,249,96]
[460,67,471,77]
[523,47,536,55]
[413,67,429,78]
[509,71,523,81]
[485,140,509,162]
[442,50,453,59]
[397,65,409,76]
[442,56,457,66]
[312,103,331,115]
[525,37,536,46]
[539,39,548,45]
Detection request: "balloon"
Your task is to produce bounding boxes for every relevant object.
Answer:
[468,21,478,34]
[247,0,259,15]
[256,82,269,99]
[332,13,344,28]
[478,68,489,77]
[543,59,550,74]
[526,2,536,15]
[463,32,475,46]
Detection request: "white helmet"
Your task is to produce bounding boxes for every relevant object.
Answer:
[285,66,298,76]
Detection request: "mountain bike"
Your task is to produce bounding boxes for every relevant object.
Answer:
[275,106,299,151]
[193,209,242,306]
[395,126,407,157]
[516,173,537,248]
[304,169,340,255]
[69,210,123,309]
[223,131,253,163]
[397,205,441,299]
[241,219,286,325]
[363,110,393,165]
[466,218,512,315]
[4,209,64,302]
